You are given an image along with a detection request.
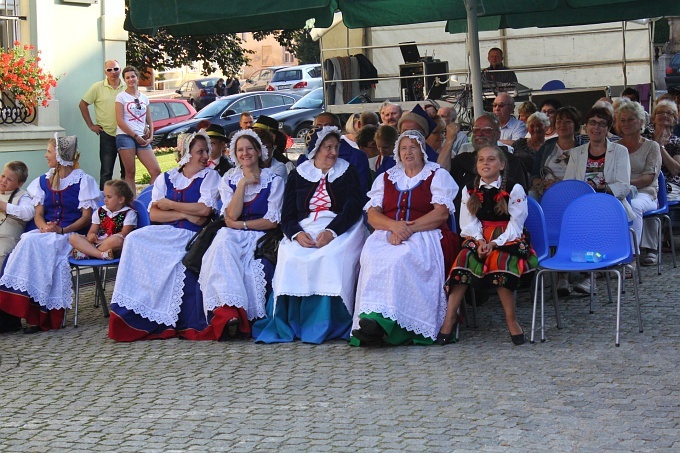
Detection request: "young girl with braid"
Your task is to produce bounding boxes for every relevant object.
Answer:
[438,145,538,345]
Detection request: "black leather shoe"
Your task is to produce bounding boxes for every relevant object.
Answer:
[352,318,386,344]
[436,331,456,345]
[510,327,526,345]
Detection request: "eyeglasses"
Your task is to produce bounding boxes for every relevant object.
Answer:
[587,119,609,128]
[472,127,496,134]
[106,67,120,73]
[492,103,510,108]
[555,119,574,125]
[656,111,675,116]
[134,98,141,110]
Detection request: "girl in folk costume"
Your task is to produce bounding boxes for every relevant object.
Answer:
[439,145,538,345]
[0,135,101,333]
[199,129,284,340]
[109,131,220,341]
[0,161,35,268]
[70,179,137,260]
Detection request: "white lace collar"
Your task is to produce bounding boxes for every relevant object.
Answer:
[386,161,439,188]
[296,158,349,183]
[226,167,277,197]
[45,168,85,187]
[341,135,359,149]
[101,205,131,217]
[167,167,211,190]
[479,175,502,189]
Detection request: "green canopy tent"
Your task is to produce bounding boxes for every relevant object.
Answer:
[125,0,680,117]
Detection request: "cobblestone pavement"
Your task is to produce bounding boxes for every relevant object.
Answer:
[0,250,679,452]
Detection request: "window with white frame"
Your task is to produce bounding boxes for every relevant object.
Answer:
[0,0,22,50]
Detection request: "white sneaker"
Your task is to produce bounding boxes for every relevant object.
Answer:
[641,252,657,266]
[573,277,596,295]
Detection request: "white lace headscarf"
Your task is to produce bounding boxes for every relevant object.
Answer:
[229,129,268,167]
[393,130,428,168]
[175,130,211,168]
[54,132,79,167]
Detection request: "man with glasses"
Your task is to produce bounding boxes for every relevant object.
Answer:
[439,113,528,222]
[79,60,126,189]
[493,92,527,145]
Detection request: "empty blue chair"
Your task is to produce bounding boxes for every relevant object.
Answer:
[541,180,595,247]
[541,80,566,91]
[136,184,153,209]
[68,199,151,327]
[642,172,676,275]
[531,193,642,346]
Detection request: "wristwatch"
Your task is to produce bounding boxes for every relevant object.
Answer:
[243,221,248,230]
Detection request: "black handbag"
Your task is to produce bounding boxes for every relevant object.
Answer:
[254,227,284,266]
[182,217,225,273]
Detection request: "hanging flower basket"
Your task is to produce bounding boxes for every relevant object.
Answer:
[0,41,58,115]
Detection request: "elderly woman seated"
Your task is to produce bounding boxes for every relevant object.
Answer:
[350,130,459,346]
[512,112,550,179]
[615,100,661,266]
[254,126,367,344]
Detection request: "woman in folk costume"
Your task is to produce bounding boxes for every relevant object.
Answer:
[255,126,367,344]
[199,129,284,340]
[108,131,220,341]
[350,130,459,346]
[0,135,100,333]
[440,145,538,346]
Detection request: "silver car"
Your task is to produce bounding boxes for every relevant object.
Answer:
[266,64,322,93]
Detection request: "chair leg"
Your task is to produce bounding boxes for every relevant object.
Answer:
[589,272,595,314]
[605,273,613,303]
[628,264,643,333]
[73,267,80,328]
[662,214,677,268]
[92,268,110,318]
[656,218,661,274]
[614,269,622,347]
[531,270,543,344]
[629,227,642,284]
[549,273,562,329]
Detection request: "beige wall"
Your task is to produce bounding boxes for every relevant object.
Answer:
[240,33,297,78]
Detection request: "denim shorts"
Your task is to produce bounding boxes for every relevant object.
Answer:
[116,134,151,152]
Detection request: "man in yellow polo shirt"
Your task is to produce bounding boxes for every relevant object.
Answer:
[79,60,126,189]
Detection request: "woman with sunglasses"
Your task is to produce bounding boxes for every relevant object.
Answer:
[115,65,161,193]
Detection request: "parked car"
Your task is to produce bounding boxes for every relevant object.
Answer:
[148,99,197,131]
[266,64,322,93]
[152,92,301,148]
[666,53,680,90]
[241,66,289,92]
[270,87,324,139]
[173,77,219,110]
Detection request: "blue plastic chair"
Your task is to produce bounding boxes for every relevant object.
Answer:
[540,180,595,248]
[531,193,642,346]
[136,184,153,209]
[541,80,566,91]
[68,199,151,327]
[526,197,563,329]
[642,172,676,275]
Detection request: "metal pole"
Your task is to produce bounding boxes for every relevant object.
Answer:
[622,21,628,88]
[466,0,484,119]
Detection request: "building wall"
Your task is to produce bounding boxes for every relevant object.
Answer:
[0,0,126,187]
[240,33,297,79]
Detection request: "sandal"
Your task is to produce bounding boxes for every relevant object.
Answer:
[71,249,89,260]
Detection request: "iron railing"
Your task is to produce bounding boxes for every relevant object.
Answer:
[0,91,36,124]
